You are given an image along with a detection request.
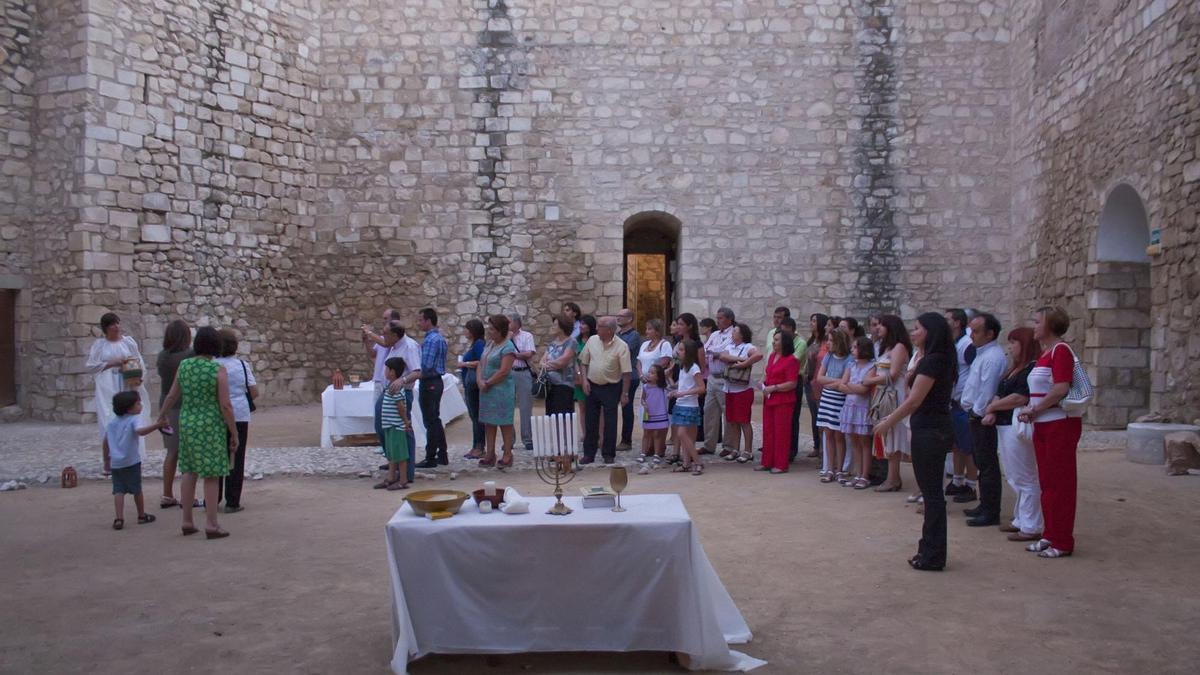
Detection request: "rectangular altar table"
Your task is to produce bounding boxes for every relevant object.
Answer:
[384,493,765,674]
[319,374,467,448]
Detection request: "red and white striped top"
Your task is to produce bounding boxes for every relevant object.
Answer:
[1027,342,1074,423]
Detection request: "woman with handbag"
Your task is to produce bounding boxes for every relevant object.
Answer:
[863,315,912,493]
[540,315,577,416]
[86,313,152,477]
[216,329,257,513]
[717,323,762,464]
[1017,306,1085,559]
[982,327,1042,542]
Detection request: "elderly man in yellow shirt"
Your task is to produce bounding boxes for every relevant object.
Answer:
[579,316,633,465]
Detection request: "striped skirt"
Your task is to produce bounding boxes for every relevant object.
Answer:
[816,389,847,431]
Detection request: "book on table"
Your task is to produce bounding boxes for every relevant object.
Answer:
[579,486,616,508]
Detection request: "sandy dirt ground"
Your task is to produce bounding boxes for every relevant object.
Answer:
[1,446,1196,675]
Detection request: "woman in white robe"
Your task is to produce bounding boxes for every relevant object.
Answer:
[86,313,151,472]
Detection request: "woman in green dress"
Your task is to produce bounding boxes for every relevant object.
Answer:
[158,326,238,539]
[573,315,597,441]
[477,315,517,468]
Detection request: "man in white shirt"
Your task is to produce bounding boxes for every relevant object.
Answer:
[703,307,736,455]
[944,308,979,502]
[960,312,1008,527]
[363,312,402,467]
[363,308,402,389]
[509,313,537,451]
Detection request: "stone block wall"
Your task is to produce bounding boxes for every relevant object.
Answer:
[0,0,36,409]
[5,0,323,420]
[77,0,323,410]
[315,0,1014,366]
[1009,0,1200,424]
[5,0,1194,423]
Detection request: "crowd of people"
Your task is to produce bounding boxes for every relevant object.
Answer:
[89,302,1085,567]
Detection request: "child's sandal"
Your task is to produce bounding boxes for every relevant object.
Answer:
[137,514,156,525]
[112,518,124,530]
[386,481,409,491]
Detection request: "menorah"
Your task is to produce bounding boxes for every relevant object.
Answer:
[532,412,578,516]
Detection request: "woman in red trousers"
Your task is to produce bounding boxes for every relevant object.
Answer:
[1017,306,1082,559]
[758,331,801,474]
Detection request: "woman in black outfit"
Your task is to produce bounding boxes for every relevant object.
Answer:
[873,312,956,571]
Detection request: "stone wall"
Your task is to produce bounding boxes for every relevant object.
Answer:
[0,0,35,282]
[5,0,1195,424]
[0,0,36,410]
[315,0,1014,361]
[1009,0,1200,425]
[0,0,324,420]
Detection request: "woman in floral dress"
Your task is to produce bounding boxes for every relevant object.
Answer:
[158,327,237,539]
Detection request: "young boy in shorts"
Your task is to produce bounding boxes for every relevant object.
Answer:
[104,391,166,530]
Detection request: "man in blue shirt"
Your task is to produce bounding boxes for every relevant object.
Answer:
[414,307,449,468]
[960,312,1008,527]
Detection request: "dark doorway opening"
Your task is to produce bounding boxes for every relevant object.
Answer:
[0,289,16,407]
[623,213,680,332]
[1087,184,1151,427]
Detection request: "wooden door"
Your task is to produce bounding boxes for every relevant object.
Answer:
[0,290,15,407]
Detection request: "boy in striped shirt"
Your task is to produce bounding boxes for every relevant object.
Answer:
[374,357,412,491]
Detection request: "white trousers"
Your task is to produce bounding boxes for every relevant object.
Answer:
[998,424,1044,534]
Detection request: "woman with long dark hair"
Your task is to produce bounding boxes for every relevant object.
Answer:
[864,314,914,492]
[803,313,829,458]
[156,319,192,508]
[874,312,956,571]
[983,326,1043,541]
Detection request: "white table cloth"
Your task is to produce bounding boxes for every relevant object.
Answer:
[385,493,766,674]
[319,374,467,448]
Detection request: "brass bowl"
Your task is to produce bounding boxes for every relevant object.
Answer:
[404,489,470,517]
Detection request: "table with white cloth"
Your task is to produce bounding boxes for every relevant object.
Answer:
[385,493,766,674]
[319,374,468,448]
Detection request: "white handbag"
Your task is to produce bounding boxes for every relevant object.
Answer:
[1054,343,1095,417]
[1014,418,1034,443]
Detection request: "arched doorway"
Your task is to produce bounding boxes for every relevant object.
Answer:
[1086,184,1151,427]
[623,212,680,332]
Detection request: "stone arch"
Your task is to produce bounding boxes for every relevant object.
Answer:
[1096,183,1151,262]
[622,211,681,332]
[1085,184,1152,427]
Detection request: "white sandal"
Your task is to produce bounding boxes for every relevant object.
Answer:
[1025,538,1052,553]
[1038,547,1072,558]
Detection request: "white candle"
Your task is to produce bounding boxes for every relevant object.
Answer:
[484,480,496,492]
[479,500,492,513]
